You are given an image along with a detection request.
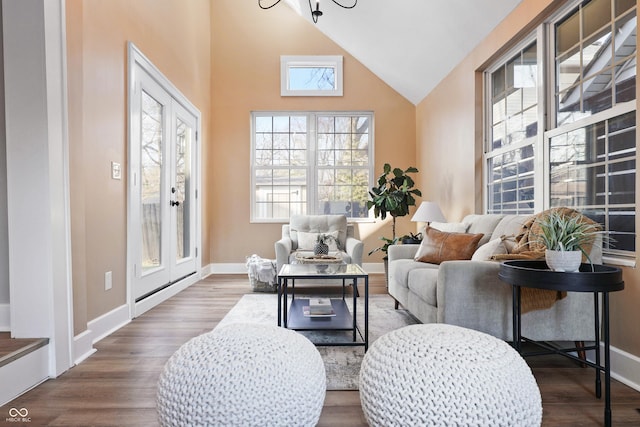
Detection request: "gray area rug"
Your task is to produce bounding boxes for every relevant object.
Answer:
[216,293,418,390]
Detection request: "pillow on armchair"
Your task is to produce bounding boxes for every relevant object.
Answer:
[297,231,340,252]
[414,226,483,264]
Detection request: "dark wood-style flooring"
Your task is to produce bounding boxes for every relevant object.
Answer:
[1,274,640,426]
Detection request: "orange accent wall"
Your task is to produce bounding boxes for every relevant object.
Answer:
[416,0,640,356]
[208,1,416,265]
[66,0,212,333]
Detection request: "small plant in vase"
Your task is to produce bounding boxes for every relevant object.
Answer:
[532,209,602,272]
[314,234,335,256]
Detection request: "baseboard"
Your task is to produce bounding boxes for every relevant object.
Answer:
[0,303,9,331]
[73,329,96,365]
[202,262,386,275]
[87,304,131,345]
[0,344,49,406]
[134,273,201,317]
[609,344,640,392]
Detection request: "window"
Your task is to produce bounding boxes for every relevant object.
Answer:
[485,41,539,214]
[548,110,636,254]
[280,56,343,96]
[251,112,373,222]
[484,0,637,259]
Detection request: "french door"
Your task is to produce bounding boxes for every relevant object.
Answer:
[130,54,199,302]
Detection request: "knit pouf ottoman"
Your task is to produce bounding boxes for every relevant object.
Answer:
[359,324,542,426]
[157,323,326,427]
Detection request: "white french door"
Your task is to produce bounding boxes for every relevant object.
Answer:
[129,47,199,303]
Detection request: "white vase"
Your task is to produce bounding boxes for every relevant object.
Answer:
[545,249,582,272]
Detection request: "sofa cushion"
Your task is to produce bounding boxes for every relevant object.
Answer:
[414,226,483,264]
[430,222,469,233]
[462,214,505,246]
[389,259,438,290]
[407,268,439,306]
[489,215,530,252]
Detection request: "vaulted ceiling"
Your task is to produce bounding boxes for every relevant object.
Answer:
[286,0,524,104]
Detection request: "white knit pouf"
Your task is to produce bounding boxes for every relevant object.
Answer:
[157,323,326,427]
[359,324,542,427]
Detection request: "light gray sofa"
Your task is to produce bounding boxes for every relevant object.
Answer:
[388,213,602,341]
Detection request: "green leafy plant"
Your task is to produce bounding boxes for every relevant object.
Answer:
[367,163,421,256]
[532,210,602,256]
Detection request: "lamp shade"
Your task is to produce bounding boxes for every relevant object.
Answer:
[411,202,446,223]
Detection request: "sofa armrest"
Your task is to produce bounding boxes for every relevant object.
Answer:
[436,260,512,339]
[345,237,364,266]
[274,237,292,274]
[388,244,419,262]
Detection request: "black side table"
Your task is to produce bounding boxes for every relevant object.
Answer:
[499,260,624,427]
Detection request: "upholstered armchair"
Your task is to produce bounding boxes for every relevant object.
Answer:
[274,214,364,275]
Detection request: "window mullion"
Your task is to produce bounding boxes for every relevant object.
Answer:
[308,113,317,215]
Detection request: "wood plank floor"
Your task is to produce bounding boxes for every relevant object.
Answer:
[1,274,640,426]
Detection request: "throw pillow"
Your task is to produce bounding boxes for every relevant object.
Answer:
[414,226,483,264]
[297,231,340,252]
[430,221,469,233]
[471,237,508,261]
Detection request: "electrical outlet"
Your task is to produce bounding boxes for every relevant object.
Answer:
[105,271,112,291]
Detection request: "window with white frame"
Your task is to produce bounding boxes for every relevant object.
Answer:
[485,0,637,258]
[280,56,343,97]
[549,0,636,255]
[485,41,539,215]
[251,112,373,222]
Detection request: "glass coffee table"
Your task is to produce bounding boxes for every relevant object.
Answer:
[277,263,369,351]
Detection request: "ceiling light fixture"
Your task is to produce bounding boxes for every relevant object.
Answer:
[258,0,357,24]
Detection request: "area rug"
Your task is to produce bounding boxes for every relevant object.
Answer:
[215,293,418,390]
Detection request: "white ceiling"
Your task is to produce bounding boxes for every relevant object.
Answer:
[287,0,524,104]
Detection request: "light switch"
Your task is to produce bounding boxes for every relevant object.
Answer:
[111,162,122,180]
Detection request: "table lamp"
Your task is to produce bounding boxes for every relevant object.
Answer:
[411,201,446,224]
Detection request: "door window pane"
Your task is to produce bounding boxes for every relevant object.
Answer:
[175,118,191,261]
[141,91,163,272]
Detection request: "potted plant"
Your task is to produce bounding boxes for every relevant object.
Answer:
[532,209,602,272]
[367,164,421,256]
[367,164,421,282]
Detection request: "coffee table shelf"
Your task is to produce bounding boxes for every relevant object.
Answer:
[288,298,353,330]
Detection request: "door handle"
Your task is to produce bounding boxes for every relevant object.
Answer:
[170,200,180,207]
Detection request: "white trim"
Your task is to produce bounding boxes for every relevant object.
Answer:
[280,55,343,96]
[87,304,130,345]
[0,344,49,406]
[134,273,200,317]
[588,343,640,394]
[3,0,73,378]
[204,262,385,275]
[0,303,9,331]
[609,344,640,393]
[72,329,96,365]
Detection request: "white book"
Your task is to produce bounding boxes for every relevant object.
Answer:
[308,297,333,314]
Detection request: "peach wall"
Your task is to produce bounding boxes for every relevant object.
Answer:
[416,0,640,355]
[209,1,417,264]
[66,0,211,333]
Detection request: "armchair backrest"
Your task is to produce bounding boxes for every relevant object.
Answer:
[285,214,348,250]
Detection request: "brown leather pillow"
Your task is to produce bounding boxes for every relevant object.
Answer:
[414,226,484,264]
